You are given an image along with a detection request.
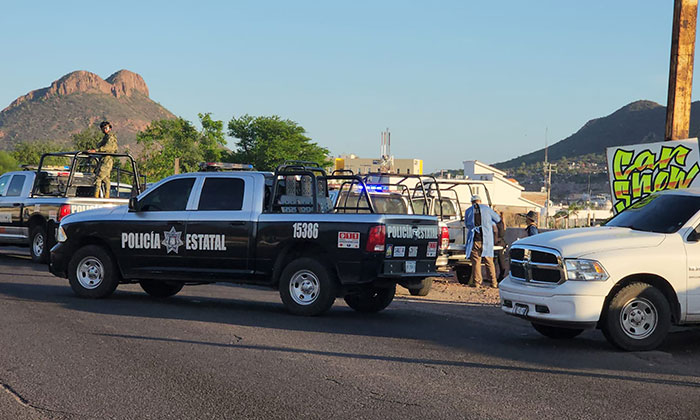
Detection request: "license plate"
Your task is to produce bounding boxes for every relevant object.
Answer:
[405,261,416,273]
[513,304,529,317]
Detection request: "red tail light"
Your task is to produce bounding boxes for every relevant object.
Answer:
[366,225,386,252]
[439,226,450,250]
[58,204,71,221]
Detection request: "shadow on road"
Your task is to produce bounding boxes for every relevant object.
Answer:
[1,248,700,384]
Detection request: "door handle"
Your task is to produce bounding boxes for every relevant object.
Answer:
[12,203,21,207]
[229,221,246,226]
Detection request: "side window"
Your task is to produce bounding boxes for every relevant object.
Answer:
[198,178,245,210]
[139,178,195,212]
[0,174,10,197]
[7,175,26,197]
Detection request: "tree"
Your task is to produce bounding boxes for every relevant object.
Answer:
[227,115,330,171]
[0,151,19,173]
[72,126,103,150]
[11,141,65,166]
[136,118,202,180]
[198,113,227,162]
[136,114,228,180]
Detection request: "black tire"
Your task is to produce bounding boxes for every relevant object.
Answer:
[455,265,471,285]
[532,322,584,339]
[68,245,119,298]
[279,257,338,316]
[29,226,48,263]
[140,280,184,298]
[601,282,671,351]
[344,284,396,313]
[409,278,432,296]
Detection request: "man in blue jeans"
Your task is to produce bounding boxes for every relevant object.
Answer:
[465,195,501,288]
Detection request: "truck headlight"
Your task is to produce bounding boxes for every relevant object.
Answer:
[57,226,68,243]
[564,259,608,281]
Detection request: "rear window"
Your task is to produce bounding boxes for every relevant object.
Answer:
[198,178,245,210]
[373,196,408,214]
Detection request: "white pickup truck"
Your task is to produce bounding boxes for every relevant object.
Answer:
[499,188,700,351]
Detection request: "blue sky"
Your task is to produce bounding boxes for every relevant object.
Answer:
[0,1,694,172]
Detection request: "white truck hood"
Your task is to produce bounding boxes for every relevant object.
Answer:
[513,226,666,258]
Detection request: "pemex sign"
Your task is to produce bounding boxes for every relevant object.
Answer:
[606,139,700,214]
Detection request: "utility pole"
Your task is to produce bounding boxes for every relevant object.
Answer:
[543,128,551,229]
[666,0,698,141]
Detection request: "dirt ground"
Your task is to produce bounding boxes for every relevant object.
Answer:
[395,274,501,305]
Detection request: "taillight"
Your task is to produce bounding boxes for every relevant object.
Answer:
[366,225,386,252]
[439,226,449,250]
[58,204,71,221]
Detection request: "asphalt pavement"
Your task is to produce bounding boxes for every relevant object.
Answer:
[1,248,699,420]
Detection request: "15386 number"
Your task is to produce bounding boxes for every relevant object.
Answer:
[293,222,319,239]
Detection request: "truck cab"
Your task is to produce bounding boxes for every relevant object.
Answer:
[499,188,700,351]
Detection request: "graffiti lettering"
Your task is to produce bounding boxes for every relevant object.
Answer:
[611,145,700,213]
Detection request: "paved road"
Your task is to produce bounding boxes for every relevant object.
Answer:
[1,249,699,420]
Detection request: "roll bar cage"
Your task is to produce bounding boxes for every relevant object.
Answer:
[31,151,143,198]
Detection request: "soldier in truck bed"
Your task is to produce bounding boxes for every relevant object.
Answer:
[90,121,118,198]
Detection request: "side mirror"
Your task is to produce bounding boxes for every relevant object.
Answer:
[128,196,139,212]
[688,226,700,242]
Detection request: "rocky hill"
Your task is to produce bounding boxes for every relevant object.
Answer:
[495,100,700,169]
[0,70,176,150]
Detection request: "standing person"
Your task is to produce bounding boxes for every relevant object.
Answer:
[525,210,539,236]
[494,210,508,282]
[464,194,501,288]
[91,121,118,198]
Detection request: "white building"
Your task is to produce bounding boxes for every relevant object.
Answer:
[462,160,541,212]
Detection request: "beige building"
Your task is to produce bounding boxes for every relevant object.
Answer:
[335,154,423,175]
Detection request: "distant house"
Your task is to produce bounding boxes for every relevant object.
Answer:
[463,160,542,213]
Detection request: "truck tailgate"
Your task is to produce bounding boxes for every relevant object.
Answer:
[382,217,440,276]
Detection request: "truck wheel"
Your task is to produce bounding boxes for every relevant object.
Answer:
[140,280,183,298]
[68,245,119,299]
[601,283,671,351]
[409,278,432,296]
[532,322,584,339]
[344,285,396,313]
[455,265,471,285]
[279,257,338,316]
[30,226,48,263]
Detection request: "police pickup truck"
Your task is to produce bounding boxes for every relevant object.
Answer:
[0,151,141,262]
[49,163,441,316]
[500,189,700,351]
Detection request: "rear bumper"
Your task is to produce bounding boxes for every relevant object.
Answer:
[498,276,605,329]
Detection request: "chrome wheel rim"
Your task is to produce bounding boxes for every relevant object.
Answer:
[289,270,320,305]
[76,257,104,290]
[32,232,44,257]
[620,297,658,340]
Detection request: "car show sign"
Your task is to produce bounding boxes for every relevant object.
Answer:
[606,138,700,213]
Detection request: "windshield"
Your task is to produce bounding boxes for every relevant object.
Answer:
[605,194,700,233]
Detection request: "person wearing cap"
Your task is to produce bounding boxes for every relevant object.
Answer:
[464,194,501,288]
[525,210,539,236]
[90,121,118,198]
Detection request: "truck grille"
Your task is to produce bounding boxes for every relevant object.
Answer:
[509,246,563,284]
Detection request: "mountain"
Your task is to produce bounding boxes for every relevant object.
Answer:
[494,100,700,168]
[0,70,176,150]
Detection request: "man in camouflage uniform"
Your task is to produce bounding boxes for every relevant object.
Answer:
[92,121,118,198]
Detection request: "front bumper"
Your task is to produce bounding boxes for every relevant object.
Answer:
[49,242,70,278]
[498,276,606,329]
